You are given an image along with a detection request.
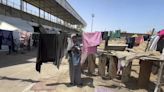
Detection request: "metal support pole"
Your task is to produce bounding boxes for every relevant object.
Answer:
[49,8,51,21]
[154,62,164,92]
[39,8,40,18]
[4,0,7,15]
[91,14,94,32]
[43,10,45,19]
[6,0,7,5]
[43,3,45,19]
[154,49,164,92]
[38,0,40,24]
[20,0,24,11]
[25,2,27,12]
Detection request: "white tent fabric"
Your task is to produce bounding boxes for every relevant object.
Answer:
[0,21,18,31]
[0,15,33,32]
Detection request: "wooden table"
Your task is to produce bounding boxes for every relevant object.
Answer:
[98,52,118,78]
[98,51,132,80]
[138,57,164,89]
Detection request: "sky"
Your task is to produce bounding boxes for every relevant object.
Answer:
[67,0,164,33]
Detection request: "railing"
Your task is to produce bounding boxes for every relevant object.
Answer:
[0,0,77,30]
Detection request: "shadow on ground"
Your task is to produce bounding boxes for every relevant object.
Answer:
[99,76,163,92]
[0,76,39,83]
[0,49,37,68]
[46,77,94,88]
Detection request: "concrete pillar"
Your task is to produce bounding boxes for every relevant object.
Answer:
[20,0,24,11]
[25,2,27,12]
[6,0,7,5]
[43,10,45,19]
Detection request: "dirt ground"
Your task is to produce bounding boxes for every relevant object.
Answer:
[0,40,163,92]
[30,58,158,92]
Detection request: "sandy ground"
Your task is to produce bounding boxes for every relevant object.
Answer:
[0,41,163,92]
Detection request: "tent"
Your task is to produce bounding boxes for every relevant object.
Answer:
[0,15,33,32]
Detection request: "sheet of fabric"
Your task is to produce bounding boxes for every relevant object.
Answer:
[85,46,97,55]
[56,33,68,68]
[67,37,74,51]
[115,30,121,38]
[12,31,20,50]
[143,35,150,41]
[110,31,115,39]
[83,32,102,48]
[157,39,164,53]
[36,33,67,72]
[0,35,2,49]
[158,29,164,37]
[149,36,160,51]
[127,37,135,48]
[87,54,96,74]
[82,32,102,54]
[102,32,108,40]
[135,36,144,45]
[0,30,13,46]
[20,31,31,46]
[81,32,102,65]
[80,52,88,65]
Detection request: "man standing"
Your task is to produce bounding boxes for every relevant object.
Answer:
[67,34,82,86]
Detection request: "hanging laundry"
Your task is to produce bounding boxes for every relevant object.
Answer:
[109,31,115,39]
[20,31,31,46]
[115,30,121,38]
[154,29,164,53]
[102,32,108,40]
[12,31,20,50]
[157,38,164,53]
[135,36,144,45]
[81,32,102,64]
[126,37,135,48]
[158,29,164,36]
[82,32,102,54]
[0,30,16,54]
[36,32,67,72]
[0,31,2,49]
[0,30,13,46]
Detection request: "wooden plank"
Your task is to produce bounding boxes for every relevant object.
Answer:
[98,54,107,77]
[121,62,132,82]
[140,57,164,62]
[88,54,96,74]
[108,56,118,79]
[138,60,153,89]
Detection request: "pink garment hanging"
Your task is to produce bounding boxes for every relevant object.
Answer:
[83,32,102,47]
[81,32,102,65]
[158,29,164,37]
[82,32,102,54]
[135,36,144,45]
